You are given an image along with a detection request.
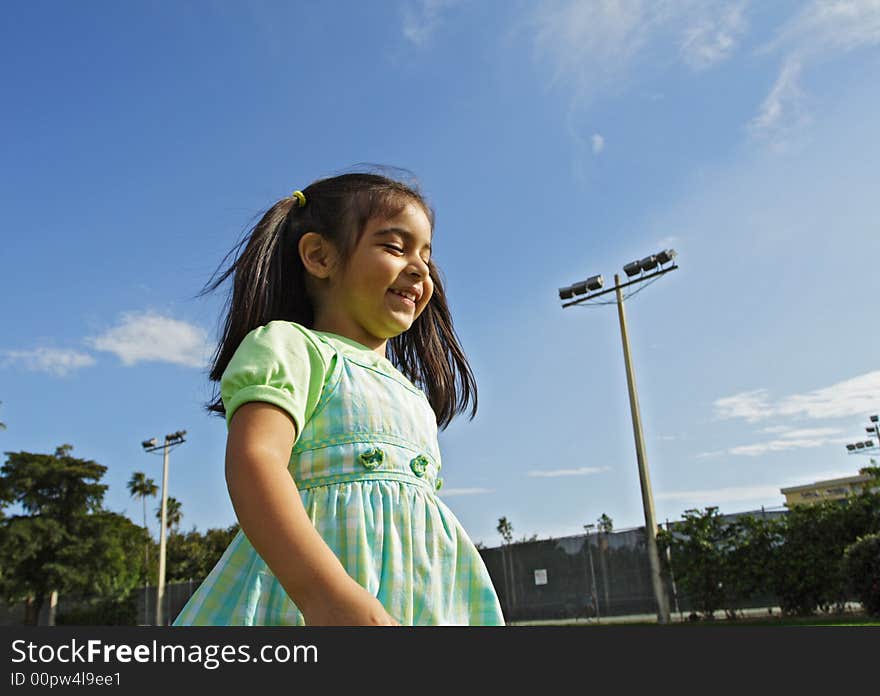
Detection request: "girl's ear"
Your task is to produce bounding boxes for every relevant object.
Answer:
[299,232,338,279]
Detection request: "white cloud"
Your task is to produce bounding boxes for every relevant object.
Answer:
[591,133,605,154]
[766,0,880,57]
[402,0,460,46]
[527,466,611,477]
[1,348,96,377]
[529,1,749,103]
[657,483,782,504]
[727,435,850,457]
[714,371,880,423]
[759,426,842,439]
[750,0,880,148]
[86,311,212,368]
[713,388,772,422]
[438,487,494,497]
[748,57,809,149]
[680,2,748,70]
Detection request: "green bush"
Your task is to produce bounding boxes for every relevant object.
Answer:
[56,593,137,626]
[841,533,880,617]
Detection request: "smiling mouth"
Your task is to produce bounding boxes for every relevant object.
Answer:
[387,289,416,307]
[388,288,416,307]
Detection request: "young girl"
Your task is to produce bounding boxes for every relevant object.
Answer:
[172,170,505,626]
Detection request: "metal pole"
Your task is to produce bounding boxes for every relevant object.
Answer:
[614,273,671,624]
[143,494,150,626]
[665,518,681,621]
[156,442,170,626]
[587,537,599,621]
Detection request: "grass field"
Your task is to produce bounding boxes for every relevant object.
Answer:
[509,607,879,627]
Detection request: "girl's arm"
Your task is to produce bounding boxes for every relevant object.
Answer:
[225,401,399,626]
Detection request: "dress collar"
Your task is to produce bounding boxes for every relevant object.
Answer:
[312,329,423,395]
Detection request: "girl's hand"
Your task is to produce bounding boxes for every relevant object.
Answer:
[301,578,401,626]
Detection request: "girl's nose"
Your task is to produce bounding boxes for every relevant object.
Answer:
[408,257,430,279]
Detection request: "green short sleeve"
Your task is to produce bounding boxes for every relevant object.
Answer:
[220,321,333,434]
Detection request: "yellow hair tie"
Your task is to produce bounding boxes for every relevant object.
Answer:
[290,190,307,207]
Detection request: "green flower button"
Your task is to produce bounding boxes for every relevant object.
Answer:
[435,477,443,491]
[410,455,430,478]
[358,448,385,470]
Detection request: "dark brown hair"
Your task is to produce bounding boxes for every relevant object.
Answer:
[198,167,477,429]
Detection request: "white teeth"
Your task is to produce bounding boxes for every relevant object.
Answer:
[391,289,416,302]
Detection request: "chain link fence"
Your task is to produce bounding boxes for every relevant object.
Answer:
[3,510,791,625]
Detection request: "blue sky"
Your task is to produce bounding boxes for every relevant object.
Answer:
[2,1,879,547]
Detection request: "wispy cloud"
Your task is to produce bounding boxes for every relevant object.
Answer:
[727,435,850,457]
[759,426,842,438]
[765,0,880,57]
[0,348,96,377]
[660,467,863,507]
[86,311,212,368]
[680,2,748,70]
[748,56,809,150]
[438,487,494,497]
[530,1,749,104]
[714,388,772,422]
[657,483,782,504]
[750,0,880,148]
[714,371,880,423]
[528,466,611,478]
[402,0,460,46]
[697,426,850,458]
[591,133,605,154]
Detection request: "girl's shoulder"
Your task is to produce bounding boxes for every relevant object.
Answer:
[308,328,426,397]
[252,320,335,356]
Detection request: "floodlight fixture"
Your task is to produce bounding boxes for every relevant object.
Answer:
[559,286,574,300]
[866,441,875,448]
[867,427,876,434]
[656,249,677,265]
[623,260,642,277]
[846,444,856,451]
[142,438,157,450]
[856,442,865,449]
[871,415,879,423]
[586,275,604,291]
[640,255,659,272]
[571,280,589,296]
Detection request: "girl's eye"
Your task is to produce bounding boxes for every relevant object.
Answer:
[383,244,404,254]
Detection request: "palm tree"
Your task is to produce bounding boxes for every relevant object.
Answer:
[156,496,183,534]
[128,472,158,573]
[128,472,158,537]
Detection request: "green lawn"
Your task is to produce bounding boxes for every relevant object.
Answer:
[593,612,879,627]
[511,610,879,627]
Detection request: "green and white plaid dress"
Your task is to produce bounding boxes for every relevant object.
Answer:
[172,321,504,626]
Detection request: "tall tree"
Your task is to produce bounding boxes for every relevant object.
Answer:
[127,472,157,586]
[496,517,513,545]
[156,496,182,534]
[0,444,141,624]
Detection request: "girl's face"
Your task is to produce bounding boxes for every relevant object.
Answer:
[322,201,434,354]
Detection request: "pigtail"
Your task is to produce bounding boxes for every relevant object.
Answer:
[198,195,312,416]
[389,261,477,430]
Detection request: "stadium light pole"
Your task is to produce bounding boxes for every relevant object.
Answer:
[141,430,187,625]
[559,249,678,625]
[844,415,878,457]
[583,523,600,621]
